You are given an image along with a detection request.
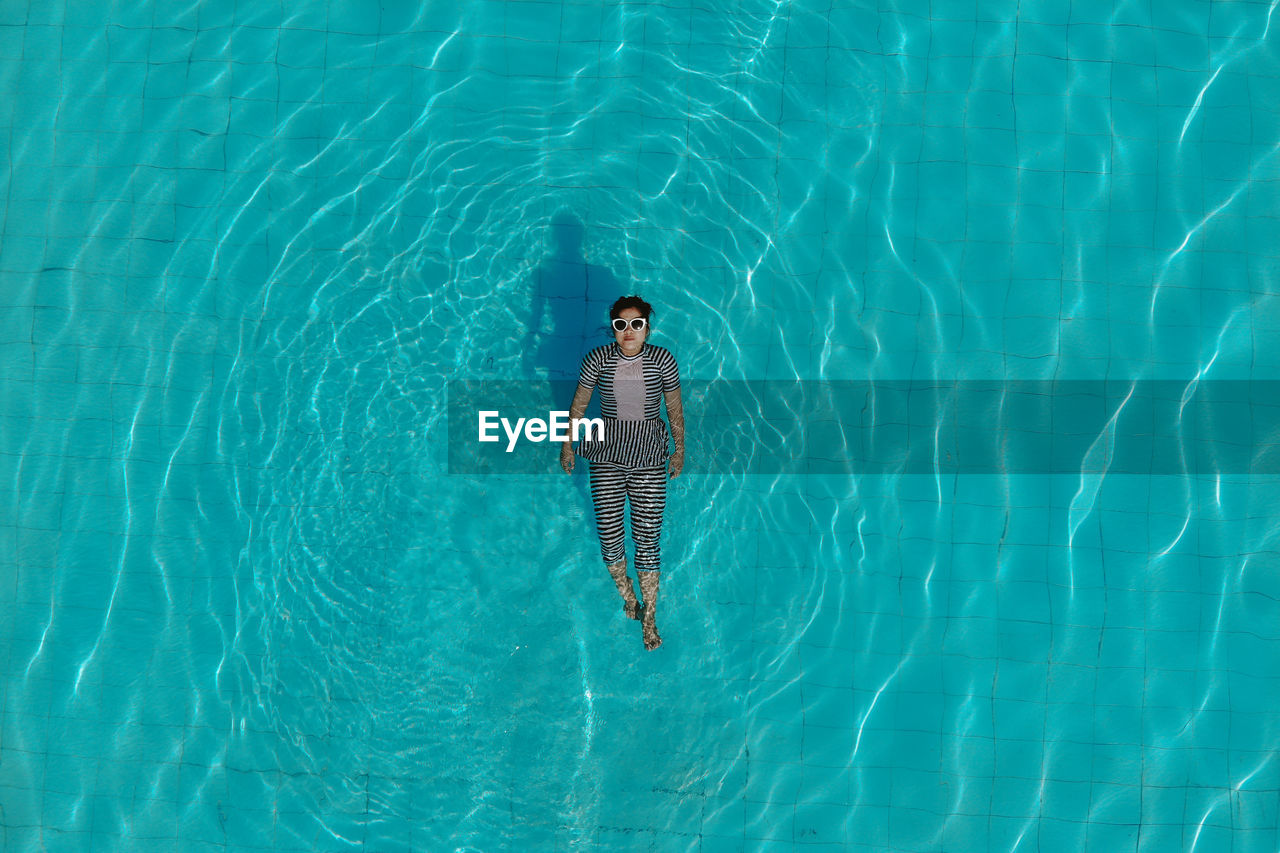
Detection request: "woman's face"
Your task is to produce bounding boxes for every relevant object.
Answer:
[613,306,648,355]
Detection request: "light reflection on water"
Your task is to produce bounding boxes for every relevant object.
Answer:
[5,0,1280,849]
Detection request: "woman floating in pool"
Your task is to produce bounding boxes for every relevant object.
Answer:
[560,296,685,650]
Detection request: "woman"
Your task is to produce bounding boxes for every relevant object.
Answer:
[560,296,685,650]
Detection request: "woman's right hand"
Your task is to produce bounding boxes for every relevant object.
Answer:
[560,442,575,474]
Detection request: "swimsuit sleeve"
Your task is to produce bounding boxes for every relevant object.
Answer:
[659,348,680,392]
[578,347,604,389]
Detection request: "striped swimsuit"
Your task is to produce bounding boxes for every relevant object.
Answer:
[575,342,680,572]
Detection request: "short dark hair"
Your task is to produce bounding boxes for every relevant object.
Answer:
[609,295,653,322]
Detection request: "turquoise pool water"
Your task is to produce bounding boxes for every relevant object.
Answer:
[3,0,1280,850]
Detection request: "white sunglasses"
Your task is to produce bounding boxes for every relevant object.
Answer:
[612,317,647,332]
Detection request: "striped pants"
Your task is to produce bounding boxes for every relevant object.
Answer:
[588,463,668,572]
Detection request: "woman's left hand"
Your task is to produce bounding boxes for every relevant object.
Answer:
[668,449,684,479]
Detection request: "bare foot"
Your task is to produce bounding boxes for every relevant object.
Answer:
[642,605,662,650]
[607,560,641,620]
[637,570,662,649]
